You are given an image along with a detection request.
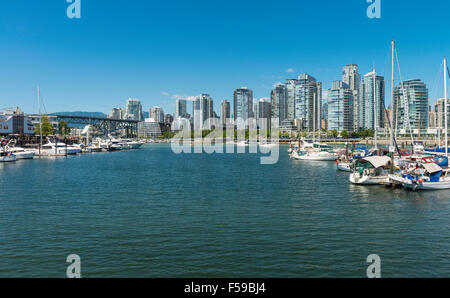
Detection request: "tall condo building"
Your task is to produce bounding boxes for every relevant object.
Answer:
[233,87,253,126]
[392,79,429,132]
[175,99,188,119]
[434,98,450,129]
[327,81,354,132]
[258,98,272,130]
[193,94,214,130]
[109,108,123,120]
[126,98,144,121]
[220,100,231,125]
[285,79,297,120]
[359,71,385,131]
[295,74,322,132]
[342,64,360,131]
[270,83,287,124]
[150,106,165,123]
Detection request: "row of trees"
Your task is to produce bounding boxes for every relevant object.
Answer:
[159,128,375,140]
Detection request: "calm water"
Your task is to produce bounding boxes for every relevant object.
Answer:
[0,144,449,278]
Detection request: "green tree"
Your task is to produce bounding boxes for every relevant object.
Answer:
[331,129,339,138]
[34,115,54,136]
[58,120,71,136]
[341,130,349,139]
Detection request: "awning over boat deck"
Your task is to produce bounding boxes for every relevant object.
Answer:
[359,156,392,168]
[423,163,443,174]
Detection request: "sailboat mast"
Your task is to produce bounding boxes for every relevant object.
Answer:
[373,69,378,149]
[38,86,42,155]
[390,40,395,148]
[313,93,316,144]
[445,57,448,157]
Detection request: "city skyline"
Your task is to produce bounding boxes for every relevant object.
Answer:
[1,1,449,115]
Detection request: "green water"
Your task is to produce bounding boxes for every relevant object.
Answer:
[0,144,449,277]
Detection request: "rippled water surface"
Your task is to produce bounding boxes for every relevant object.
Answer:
[1,144,449,277]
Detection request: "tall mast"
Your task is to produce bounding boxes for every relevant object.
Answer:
[312,93,316,143]
[38,86,42,155]
[373,68,378,149]
[445,57,448,157]
[390,40,395,148]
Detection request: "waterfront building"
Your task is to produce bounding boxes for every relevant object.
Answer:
[175,99,188,119]
[28,114,59,133]
[233,87,253,126]
[428,111,437,128]
[327,81,354,132]
[193,94,214,130]
[138,118,162,138]
[149,106,165,124]
[295,73,322,132]
[164,114,174,124]
[270,83,287,124]
[285,79,297,120]
[359,70,385,131]
[258,98,272,130]
[342,64,360,131]
[434,98,450,129]
[280,119,298,137]
[126,98,144,121]
[220,100,231,125]
[393,79,429,133]
[0,108,34,136]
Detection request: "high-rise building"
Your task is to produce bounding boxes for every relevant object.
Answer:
[220,100,231,125]
[149,106,165,123]
[270,83,287,124]
[164,114,174,124]
[126,98,144,121]
[258,98,272,130]
[175,99,188,119]
[359,71,385,131]
[434,98,450,129]
[285,79,297,120]
[428,111,437,128]
[327,81,354,132]
[342,64,360,130]
[233,87,253,126]
[295,74,322,132]
[193,94,214,130]
[109,108,123,120]
[392,79,429,132]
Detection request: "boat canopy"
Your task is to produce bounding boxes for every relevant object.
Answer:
[422,163,443,174]
[359,156,392,168]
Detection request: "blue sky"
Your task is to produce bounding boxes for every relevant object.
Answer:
[0,0,449,115]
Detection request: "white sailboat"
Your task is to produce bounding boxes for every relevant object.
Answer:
[396,57,450,190]
[292,94,337,161]
[349,156,392,185]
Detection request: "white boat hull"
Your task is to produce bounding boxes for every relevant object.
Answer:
[350,173,389,185]
[337,163,352,172]
[0,155,17,162]
[402,180,450,191]
[14,151,35,159]
[292,151,337,161]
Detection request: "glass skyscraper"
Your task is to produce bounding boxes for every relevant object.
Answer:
[126,98,144,121]
[233,87,253,126]
[270,83,287,124]
[359,71,385,131]
[393,79,429,132]
[327,81,354,132]
[342,64,360,131]
[295,74,322,132]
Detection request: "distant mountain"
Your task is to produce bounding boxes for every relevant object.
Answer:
[50,111,108,118]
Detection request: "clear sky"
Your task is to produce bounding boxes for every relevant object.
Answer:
[1,0,449,115]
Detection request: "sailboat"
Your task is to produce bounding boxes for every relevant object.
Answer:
[396,56,450,190]
[291,94,337,161]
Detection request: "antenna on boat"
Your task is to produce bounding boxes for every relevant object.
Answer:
[390,40,395,150]
[373,68,378,151]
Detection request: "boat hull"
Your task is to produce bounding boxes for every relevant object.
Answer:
[337,163,352,172]
[0,155,17,162]
[350,173,389,185]
[14,151,35,159]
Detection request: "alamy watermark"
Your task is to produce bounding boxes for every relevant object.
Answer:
[366,254,381,278]
[367,0,381,19]
[171,117,280,165]
[66,254,81,278]
[67,0,81,19]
